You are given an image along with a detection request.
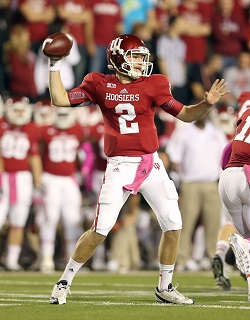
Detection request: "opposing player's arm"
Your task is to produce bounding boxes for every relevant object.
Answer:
[176,79,230,122]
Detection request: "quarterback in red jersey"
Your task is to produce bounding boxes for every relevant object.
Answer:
[218,92,250,302]
[0,99,42,271]
[37,107,84,272]
[47,34,229,305]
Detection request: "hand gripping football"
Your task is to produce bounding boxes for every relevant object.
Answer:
[42,32,73,59]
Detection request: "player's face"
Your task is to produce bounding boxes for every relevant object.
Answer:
[126,52,145,73]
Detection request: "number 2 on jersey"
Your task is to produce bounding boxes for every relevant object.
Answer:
[115,103,139,134]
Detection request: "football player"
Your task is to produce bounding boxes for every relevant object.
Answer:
[37,107,84,272]
[46,34,229,305]
[218,91,250,301]
[0,98,42,271]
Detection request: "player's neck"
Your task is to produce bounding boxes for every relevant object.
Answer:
[115,73,134,84]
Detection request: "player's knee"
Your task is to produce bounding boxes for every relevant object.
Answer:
[88,229,106,246]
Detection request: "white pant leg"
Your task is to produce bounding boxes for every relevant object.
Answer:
[219,167,250,238]
[93,153,182,236]
[61,176,82,258]
[140,154,182,232]
[39,173,63,257]
[0,172,9,229]
[92,157,139,236]
[8,171,33,227]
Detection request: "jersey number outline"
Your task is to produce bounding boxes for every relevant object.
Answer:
[49,137,79,163]
[115,103,139,134]
[1,133,30,160]
[234,115,250,144]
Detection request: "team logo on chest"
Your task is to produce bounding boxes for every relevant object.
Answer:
[105,90,140,102]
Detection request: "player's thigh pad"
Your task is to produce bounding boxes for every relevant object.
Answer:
[93,161,135,236]
[219,167,250,235]
[142,178,182,232]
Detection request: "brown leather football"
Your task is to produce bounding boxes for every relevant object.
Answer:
[42,32,73,58]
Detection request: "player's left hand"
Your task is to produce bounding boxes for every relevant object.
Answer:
[204,79,230,106]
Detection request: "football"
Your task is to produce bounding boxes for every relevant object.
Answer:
[42,32,73,59]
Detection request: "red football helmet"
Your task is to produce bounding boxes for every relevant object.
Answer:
[5,97,32,126]
[107,34,153,79]
[54,107,76,129]
[238,92,250,118]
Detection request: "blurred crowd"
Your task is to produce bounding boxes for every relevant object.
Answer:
[0,0,248,274]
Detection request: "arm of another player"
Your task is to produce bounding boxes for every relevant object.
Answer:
[176,79,230,123]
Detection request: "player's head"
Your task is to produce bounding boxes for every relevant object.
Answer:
[237,92,250,118]
[54,107,76,129]
[34,102,56,126]
[210,105,236,136]
[107,34,153,79]
[5,97,32,126]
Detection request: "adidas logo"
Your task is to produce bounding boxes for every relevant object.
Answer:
[69,268,74,272]
[112,167,120,172]
[120,88,128,94]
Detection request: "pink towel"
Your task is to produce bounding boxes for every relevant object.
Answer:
[220,141,232,170]
[8,172,17,204]
[244,164,250,185]
[123,154,154,195]
[81,141,95,191]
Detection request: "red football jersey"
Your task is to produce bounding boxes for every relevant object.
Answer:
[89,0,122,45]
[55,0,91,45]
[39,123,84,176]
[0,120,40,172]
[227,108,250,167]
[67,73,184,156]
[18,0,54,42]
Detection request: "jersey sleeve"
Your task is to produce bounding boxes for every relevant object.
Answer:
[67,73,97,107]
[153,75,184,117]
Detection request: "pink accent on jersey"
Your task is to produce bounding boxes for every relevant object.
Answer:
[244,165,250,185]
[67,73,183,156]
[123,154,154,195]
[220,141,232,170]
[8,173,17,204]
[81,141,95,191]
